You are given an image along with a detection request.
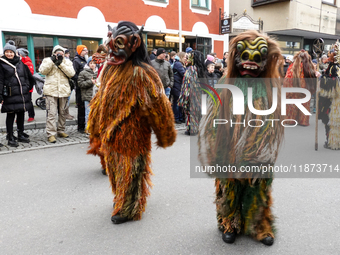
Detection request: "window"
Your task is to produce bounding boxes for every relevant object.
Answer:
[33,36,53,72]
[4,35,27,49]
[192,0,209,9]
[59,38,77,61]
[142,0,169,7]
[82,40,99,57]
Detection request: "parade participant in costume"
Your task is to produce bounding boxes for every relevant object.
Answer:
[283,50,316,126]
[178,50,206,135]
[198,31,284,245]
[319,43,340,149]
[87,21,176,223]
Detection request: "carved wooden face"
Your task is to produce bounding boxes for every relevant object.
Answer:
[235,37,268,77]
[105,25,141,66]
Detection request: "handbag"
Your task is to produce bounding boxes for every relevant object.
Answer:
[55,64,75,91]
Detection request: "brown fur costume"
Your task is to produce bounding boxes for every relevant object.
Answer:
[199,30,284,243]
[87,22,176,221]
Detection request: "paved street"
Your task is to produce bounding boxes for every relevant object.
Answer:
[0,114,340,254]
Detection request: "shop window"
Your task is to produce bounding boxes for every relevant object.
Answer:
[59,38,77,61]
[191,0,209,9]
[33,36,53,73]
[82,40,99,57]
[4,35,27,50]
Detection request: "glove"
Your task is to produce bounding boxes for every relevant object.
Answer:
[55,55,63,66]
[51,55,57,63]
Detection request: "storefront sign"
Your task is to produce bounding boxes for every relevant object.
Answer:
[220,18,232,34]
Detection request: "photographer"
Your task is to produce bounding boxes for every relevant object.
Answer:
[39,45,75,143]
[0,40,34,147]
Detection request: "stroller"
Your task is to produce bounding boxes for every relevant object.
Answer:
[33,73,46,110]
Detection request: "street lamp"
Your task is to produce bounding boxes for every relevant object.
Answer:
[179,0,182,52]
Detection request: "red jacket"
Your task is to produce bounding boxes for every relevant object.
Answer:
[21,56,34,92]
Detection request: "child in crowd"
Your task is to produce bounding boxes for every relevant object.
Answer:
[77,57,97,131]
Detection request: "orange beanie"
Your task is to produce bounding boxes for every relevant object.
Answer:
[76,45,87,55]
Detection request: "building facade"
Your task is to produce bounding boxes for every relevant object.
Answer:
[1,0,229,72]
[229,0,340,56]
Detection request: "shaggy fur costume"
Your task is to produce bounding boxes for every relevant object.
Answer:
[87,60,176,220]
[198,31,284,241]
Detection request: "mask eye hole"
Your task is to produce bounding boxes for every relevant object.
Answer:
[254,54,261,63]
[116,37,125,49]
[241,52,249,61]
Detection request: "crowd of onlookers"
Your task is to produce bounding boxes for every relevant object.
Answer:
[150,46,228,124]
[0,40,98,147]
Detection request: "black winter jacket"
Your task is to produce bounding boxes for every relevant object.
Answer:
[72,54,87,84]
[171,60,186,97]
[0,56,34,113]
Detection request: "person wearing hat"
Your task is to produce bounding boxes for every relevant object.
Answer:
[64,49,70,60]
[77,56,97,131]
[0,40,35,147]
[149,49,157,60]
[186,47,193,54]
[72,45,88,133]
[151,48,174,98]
[39,45,75,143]
[17,48,35,122]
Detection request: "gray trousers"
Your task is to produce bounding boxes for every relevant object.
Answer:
[46,96,68,137]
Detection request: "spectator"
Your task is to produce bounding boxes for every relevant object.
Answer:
[205,60,218,87]
[78,56,97,131]
[171,52,186,124]
[39,45,75,143]
[17,48,35,122]
[205,54,214,66]
[150,49,157,60]
[186,47,193,54]
[319,54,329,74]
[73,45,88,133]
[222,51,228,68]
[0,40,34,147]
[214,62,223,79]
[64,49,70,59]
[169,51,177,66]
[64,48,74,120]
[209,52,217,62]
[151,48,174,98]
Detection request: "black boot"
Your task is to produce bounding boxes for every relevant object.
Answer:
[222,231,236,244]
[261,236,274,246]
[0,142,3,147]
[111,214,129,224]
[6,134,18,141]
[18,132,30,143]
[18,131,29,138]
[7,133,19,147]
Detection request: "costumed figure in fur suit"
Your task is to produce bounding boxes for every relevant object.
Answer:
[319,42,340,149]
[178,50,206,135]
[87,21,177,224]
[198,31,284,245]
[283,50,316,126]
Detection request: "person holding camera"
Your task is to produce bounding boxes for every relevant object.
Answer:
[39,45,75,143]
[0,40,34,147]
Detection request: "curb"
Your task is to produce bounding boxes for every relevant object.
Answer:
[0,120,77,133]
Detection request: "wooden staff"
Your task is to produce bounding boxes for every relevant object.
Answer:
[315,59,320,151]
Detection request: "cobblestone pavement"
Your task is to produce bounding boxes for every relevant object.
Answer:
[0,123,186,154]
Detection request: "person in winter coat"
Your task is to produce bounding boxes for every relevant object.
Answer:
[17,48,35,122]
[205,60,218,87]
[151,48,174,98]
[78,57,97,130]
[39,45,75,143]
[171,52,186,123]
[72,45,88,133]
[0,40,34,147]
